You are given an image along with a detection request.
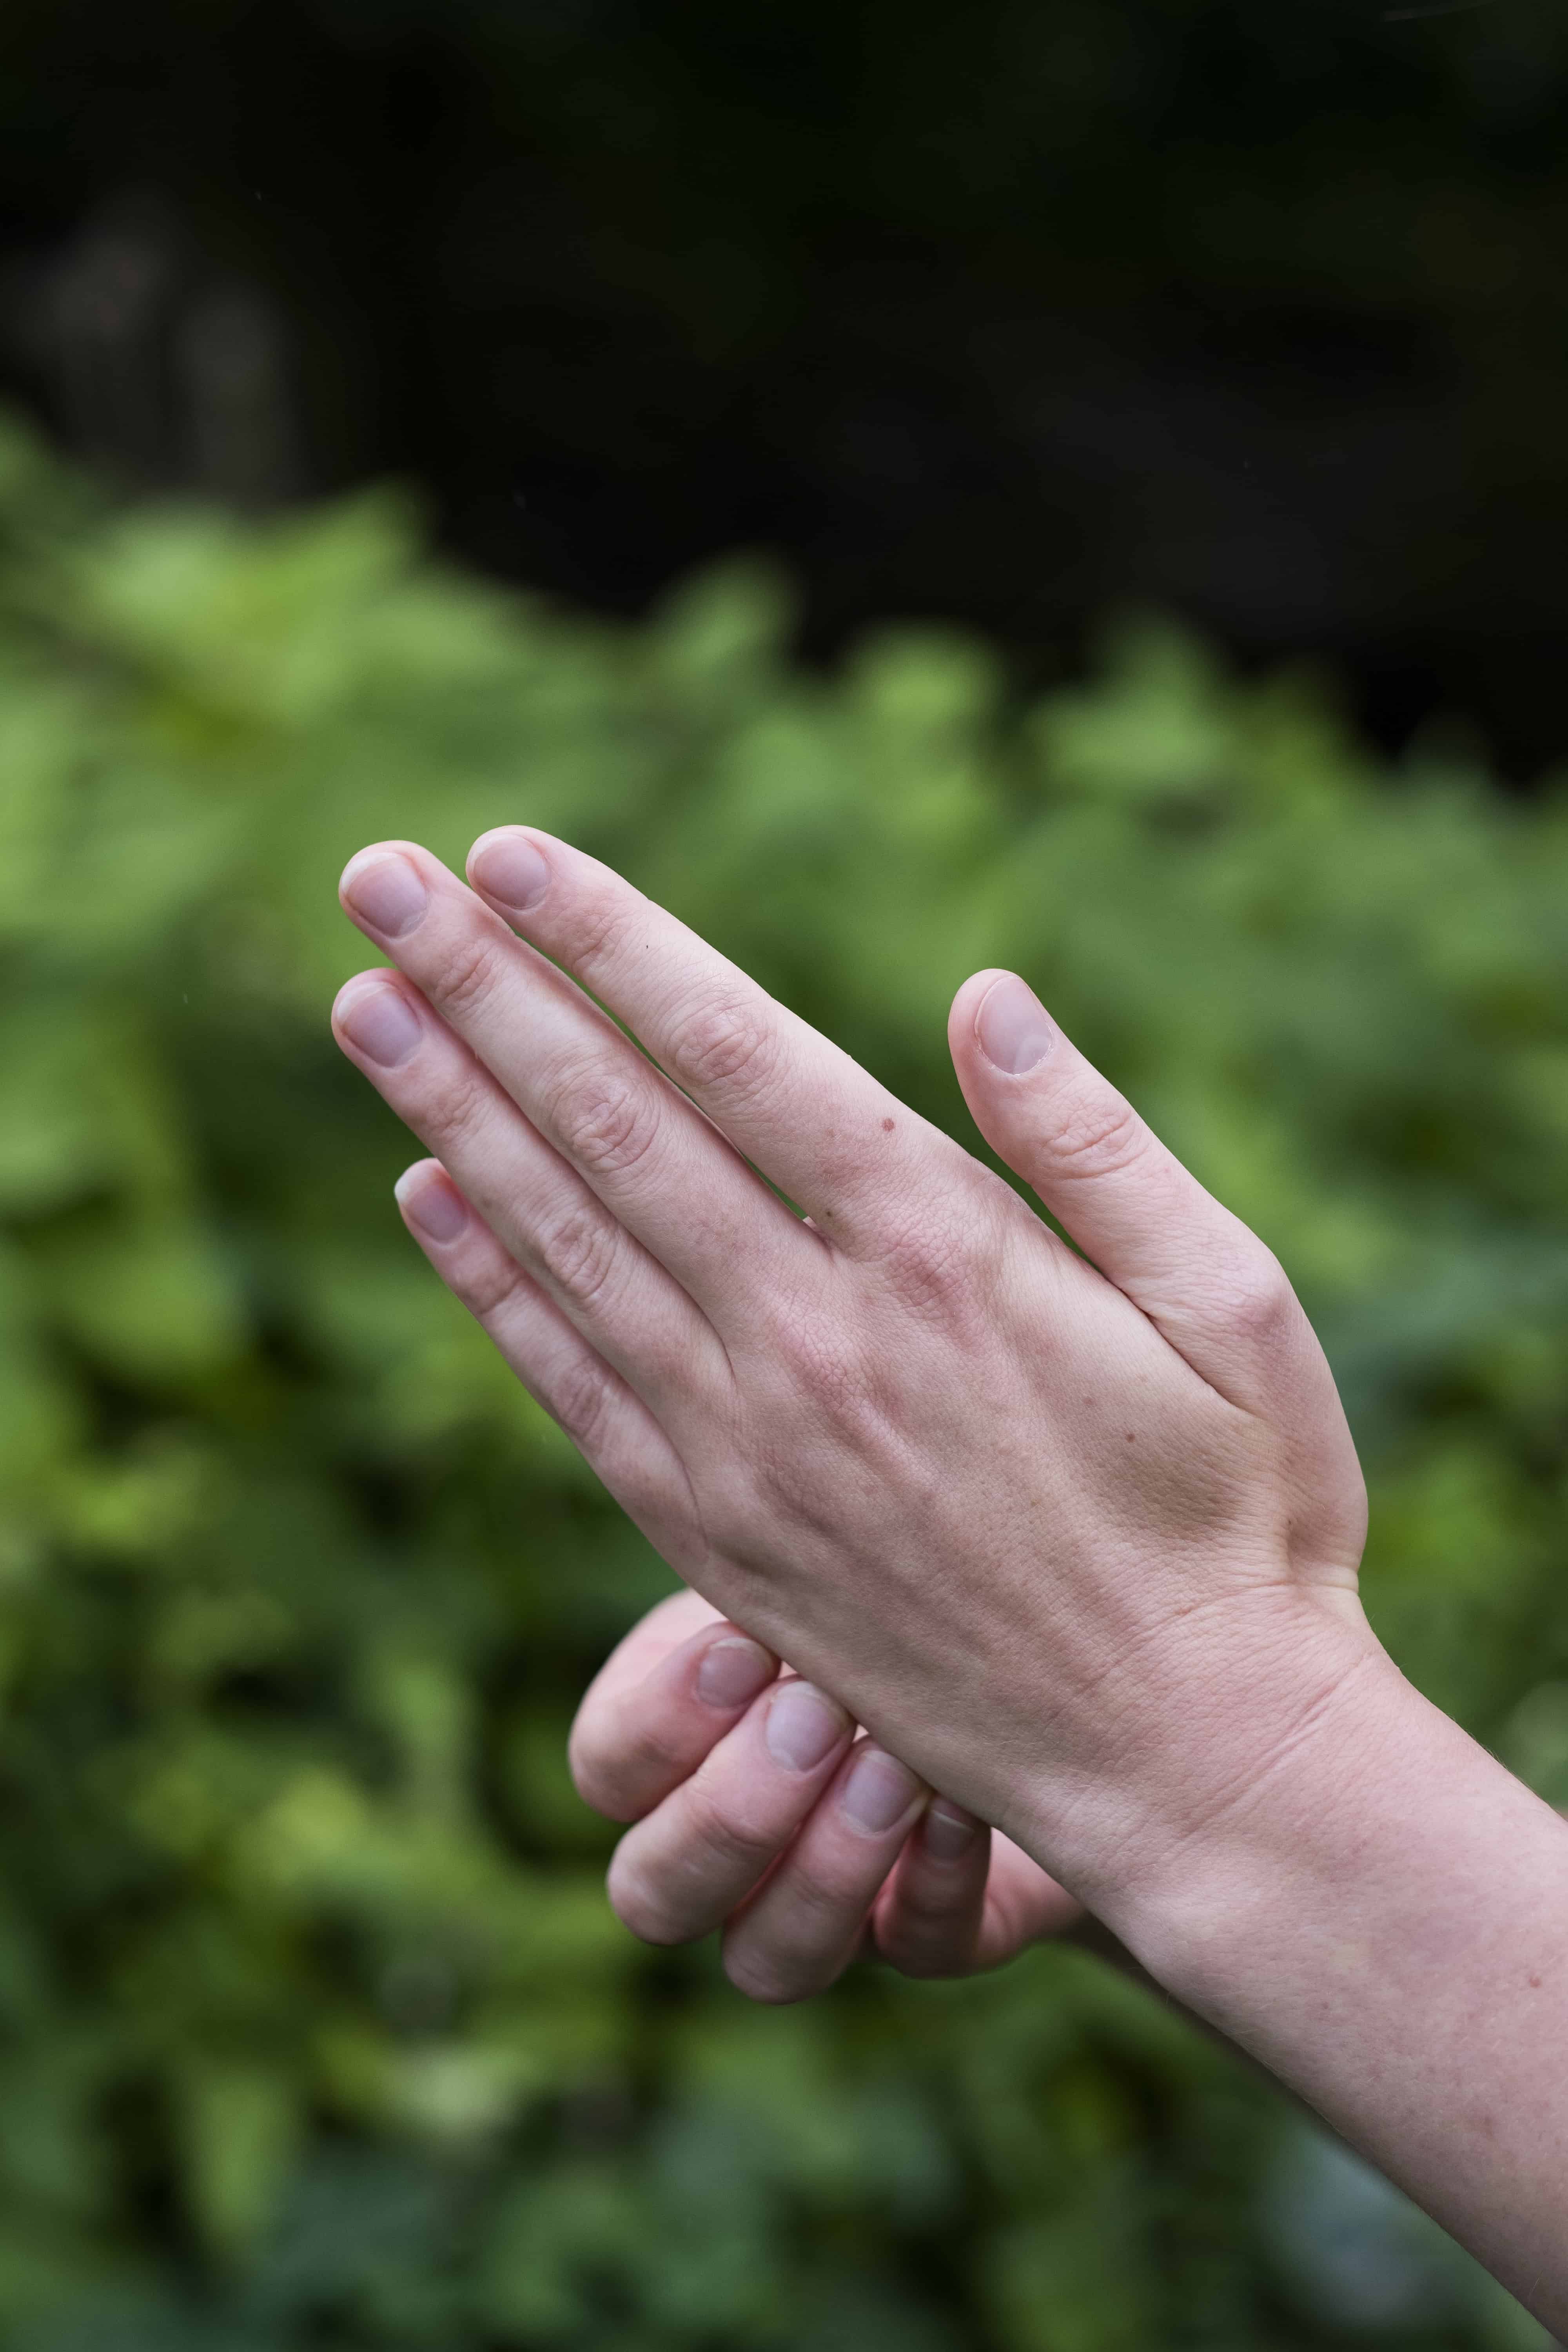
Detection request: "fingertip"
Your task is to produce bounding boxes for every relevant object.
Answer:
[920,1799,983,1864]
[332,973,424,1067]
[337,843,387,906]
[338,838,428,905]
[692,1631,779,1712]
[467,826,552,914]
[872,1811,991,1979]
[332,969,394,1024]
[972,973,1057,1078]
[947,967,1011,1047]
[838,1743,926,1836]
[950,968,1062,1081]
[394,1154,444,1194]
[394,1160,469,1246]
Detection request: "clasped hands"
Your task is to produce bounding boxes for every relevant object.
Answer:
[332,826,1374,1997]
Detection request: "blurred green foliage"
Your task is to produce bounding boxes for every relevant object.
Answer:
[1,413,1565,2350]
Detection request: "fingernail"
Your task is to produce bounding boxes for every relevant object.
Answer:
[695,1635,776,1710]
[976,973,1055,1076]
[470,830,550,914]
[840,1745,924,1835]
[341,851,428,937]
[921,1800,980,1863]
[395,1168,468,1243]
[336,982,423,1068]
[764,1681,848,1773]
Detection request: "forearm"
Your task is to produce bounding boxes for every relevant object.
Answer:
[1092,1653,1568,2329]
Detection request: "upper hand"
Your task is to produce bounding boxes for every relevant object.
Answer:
[331,828,1372,1918]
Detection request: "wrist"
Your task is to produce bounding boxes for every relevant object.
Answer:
[1060,1636,1568,2328]
[1092,1614,1405,1992]
[1012,1590,1394,1945]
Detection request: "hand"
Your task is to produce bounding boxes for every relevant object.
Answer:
[569,1589,1082,2000]
[330,830,1568,2332]
[330,826,1370,1916]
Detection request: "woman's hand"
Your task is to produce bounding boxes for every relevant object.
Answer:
[569,1589,1082,2001]
[330,825,1370,1919]
[331,828,1568,2329]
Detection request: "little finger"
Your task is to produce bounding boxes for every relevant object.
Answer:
[868,1802,993,1978]
[393,1158,708,1572]
[333,974,729,1428]
[877,1826,1084,1977]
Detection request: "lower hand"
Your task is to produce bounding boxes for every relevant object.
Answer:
[569,1589,1082,2001]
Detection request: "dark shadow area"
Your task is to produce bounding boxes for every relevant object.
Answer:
[4,0,1566,774]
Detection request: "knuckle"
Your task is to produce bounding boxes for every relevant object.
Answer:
[534,1196,624,1314]
[885,1873,962,1930]
[750,1425,852,1533]
[429,926,506,1022]
[722,1942,809,2005]
[419,1062,494,1157]
[569,1714,664,1821]
[567,1722,626,1819]
[1216,1250,1296,1350]
[465,1251,528,1323]
[681,1784,786,1884]
[548,1349,619,1452]
[1049,1085,1148,1182]
[570,891,637,976]
[666,989,780,1100]
[548,1059,663,1182]
[881,1892,969,1968]
[770,1316,871,1425]
[768,1860,858,1943]
[873,1198,988,1327]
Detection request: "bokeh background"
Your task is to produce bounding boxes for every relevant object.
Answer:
[2,4,1568,2347]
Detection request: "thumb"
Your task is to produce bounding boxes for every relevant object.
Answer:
[948,968,1323,1419]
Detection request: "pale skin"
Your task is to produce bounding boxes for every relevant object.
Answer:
[332,828,1568,2331]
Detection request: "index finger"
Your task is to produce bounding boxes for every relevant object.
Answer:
[569,1598,782,1823]
[466,827,955,1241]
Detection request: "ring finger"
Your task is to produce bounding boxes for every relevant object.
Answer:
[333,971,730,1427]
[720,1739,929,2002]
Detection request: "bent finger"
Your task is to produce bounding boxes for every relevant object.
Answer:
[720,1739,928,2002]
[570,1610,781,1824]
[605,1675,854,1946]
[875,1821,1082,1977]
[869,1802,992,1977]
[575,1588,732,1723]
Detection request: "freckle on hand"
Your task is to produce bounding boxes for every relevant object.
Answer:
[881,1117,894,1132]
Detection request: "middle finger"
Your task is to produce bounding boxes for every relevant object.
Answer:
[339,842,816,1331]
